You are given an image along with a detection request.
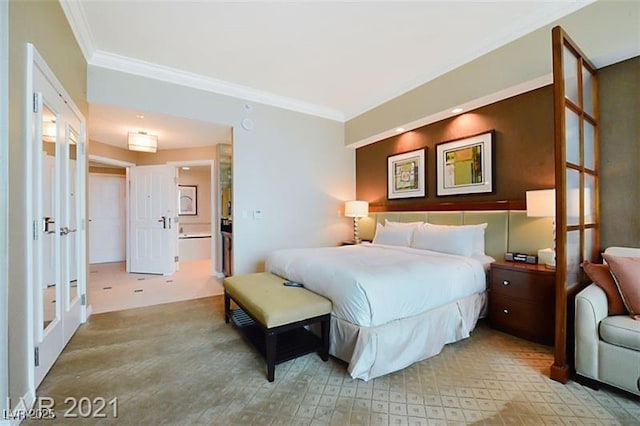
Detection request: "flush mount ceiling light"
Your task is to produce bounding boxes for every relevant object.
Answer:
[451,108,464,114]
[394,127,405,133]
[128,131,158,153]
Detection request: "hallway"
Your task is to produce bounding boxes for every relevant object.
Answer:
[87,259,223,314]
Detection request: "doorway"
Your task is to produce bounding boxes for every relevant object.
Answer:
[87,158,222,314]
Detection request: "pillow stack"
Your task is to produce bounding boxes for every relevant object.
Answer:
[583,254,640,320]
[372,220,488,257]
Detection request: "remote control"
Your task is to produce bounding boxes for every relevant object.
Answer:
[283,281,304,288]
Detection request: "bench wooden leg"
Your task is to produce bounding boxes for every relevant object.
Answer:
[320,316,330,362]
[266,331,277,382]
[224,291,230,324]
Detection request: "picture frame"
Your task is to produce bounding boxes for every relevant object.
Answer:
[178,185,197,215]
[436,130,494,196]
[387,148,426,199]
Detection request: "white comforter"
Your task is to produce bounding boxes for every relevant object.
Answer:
[265,244,487,328]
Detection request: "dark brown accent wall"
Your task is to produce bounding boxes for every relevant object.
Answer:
[356,86,555,209]
[599,56,640,248]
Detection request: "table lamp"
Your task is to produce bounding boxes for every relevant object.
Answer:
[526,189,556,269]
[345,200,369,244]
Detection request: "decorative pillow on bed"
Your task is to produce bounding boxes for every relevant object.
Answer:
[372,223,415,247]
[410,223,475,257]
[582,261,627,316]
[414,222,488,256]
[602,254,640,320]
[384,219,424,227]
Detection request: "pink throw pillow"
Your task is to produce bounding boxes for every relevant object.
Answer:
[603,254,640,320]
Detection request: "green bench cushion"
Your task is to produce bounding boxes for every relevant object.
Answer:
[223,272,332,328]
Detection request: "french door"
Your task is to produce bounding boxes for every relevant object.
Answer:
[29,45,86,387]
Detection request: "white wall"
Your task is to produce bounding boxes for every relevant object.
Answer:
[1,0,9,415]
[88,66,355,274]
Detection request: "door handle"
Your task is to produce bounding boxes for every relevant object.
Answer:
[157,216,167,229]
[43,217,55,234]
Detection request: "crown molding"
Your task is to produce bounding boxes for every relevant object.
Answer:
[59,0,95,61]
[347,73,552,149]
[89,50,344,122]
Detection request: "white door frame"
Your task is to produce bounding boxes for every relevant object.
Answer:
[88,155,134,273]
[167,160,218,276]
[1,0,9,417]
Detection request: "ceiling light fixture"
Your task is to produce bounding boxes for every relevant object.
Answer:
[451,108,464,114]
[128,131,158,153]
[136,114,144,119]
[182,166,191,171]
[395,127,405,133]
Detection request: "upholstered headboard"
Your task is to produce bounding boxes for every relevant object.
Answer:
[359,210,554,262]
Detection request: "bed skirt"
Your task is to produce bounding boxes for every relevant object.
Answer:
[329,291,487,381]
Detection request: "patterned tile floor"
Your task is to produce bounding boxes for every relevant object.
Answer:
[28,297,640,425]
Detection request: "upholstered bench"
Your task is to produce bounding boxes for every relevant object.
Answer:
[223,272,332,381]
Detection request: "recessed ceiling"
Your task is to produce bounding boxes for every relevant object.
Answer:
[62,1,612,122]
[88,103,232,150]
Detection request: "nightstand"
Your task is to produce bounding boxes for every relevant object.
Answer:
[489,260,556,345]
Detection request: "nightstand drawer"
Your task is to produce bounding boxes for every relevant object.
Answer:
[490,267,554,302]
[489,294,554,345]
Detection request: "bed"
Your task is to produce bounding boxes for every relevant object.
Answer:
[266,243,491,380]
[265,210,554,380]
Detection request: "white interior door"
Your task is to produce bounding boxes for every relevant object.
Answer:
[89,174,126,264]
[129,165,178,275]
[30,45,86,387]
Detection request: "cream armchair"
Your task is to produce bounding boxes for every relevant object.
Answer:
[575,247,640,396]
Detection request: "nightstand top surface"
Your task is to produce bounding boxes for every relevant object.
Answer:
[491,259,556,274]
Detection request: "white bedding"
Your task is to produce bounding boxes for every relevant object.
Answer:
[265,244,489,328]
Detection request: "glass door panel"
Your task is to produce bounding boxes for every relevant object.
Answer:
[582,65,595,117]
[566,169,580,226]
[67,127,79,306]
[565,108,580,165]
[584,121,595,170]
[563,46,579,105]
[41,105,58,333]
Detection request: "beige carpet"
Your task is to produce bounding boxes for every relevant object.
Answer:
[29,296,640,425]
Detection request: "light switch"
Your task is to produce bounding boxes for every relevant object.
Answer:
[253,210,263,219]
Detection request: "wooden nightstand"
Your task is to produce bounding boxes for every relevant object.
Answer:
[489,260,556,345]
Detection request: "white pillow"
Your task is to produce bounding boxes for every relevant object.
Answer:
[372,223,414,247]
[384,219,424,227]
[422,222,488,256]
[411,223,479,257]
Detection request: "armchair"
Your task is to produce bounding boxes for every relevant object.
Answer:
[575,247,640,396]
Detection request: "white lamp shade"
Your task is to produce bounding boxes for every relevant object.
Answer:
[526,189,556,217]
[128,132,158,153]
[345,200,369,218]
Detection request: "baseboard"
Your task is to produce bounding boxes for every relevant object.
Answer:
[2,388,35,425]
[85,304,93,320]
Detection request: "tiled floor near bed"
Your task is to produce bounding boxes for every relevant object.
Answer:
[29,296,640,425]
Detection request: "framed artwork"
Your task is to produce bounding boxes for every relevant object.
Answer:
[178,185,197,215]
[387,148,426,199]
[436,130,494,196]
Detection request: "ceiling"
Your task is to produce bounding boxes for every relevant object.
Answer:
[63,1,639,150]
[88,103,232,149]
